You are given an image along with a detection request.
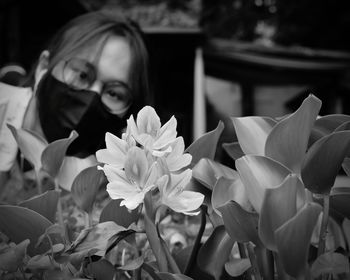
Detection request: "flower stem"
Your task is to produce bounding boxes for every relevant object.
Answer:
[144,193,168,272]
[54,179,64,232]
[35,170,42,194]
[184,204,207,275]
[246,242,262,280]
[318,194,330,257]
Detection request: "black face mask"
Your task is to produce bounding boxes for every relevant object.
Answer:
[36,74,129,157]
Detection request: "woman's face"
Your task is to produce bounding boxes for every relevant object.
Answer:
[51,35,133,115]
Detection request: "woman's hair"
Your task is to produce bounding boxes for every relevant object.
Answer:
[29,10,152,111]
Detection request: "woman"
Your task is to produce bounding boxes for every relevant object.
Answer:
[0,10,151,194]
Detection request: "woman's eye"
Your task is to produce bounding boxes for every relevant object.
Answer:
[63,58,96,89]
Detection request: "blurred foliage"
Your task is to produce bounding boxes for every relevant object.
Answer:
[200,0,350,51]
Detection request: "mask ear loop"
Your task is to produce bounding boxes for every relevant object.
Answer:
[33,69,48,96]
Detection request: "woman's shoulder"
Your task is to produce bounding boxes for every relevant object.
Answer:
[0,82,33,172]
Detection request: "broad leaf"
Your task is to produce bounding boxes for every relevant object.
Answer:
[186,121,224,166]
[192,158,238,190]
[71,165,104,213]
[301,131,350,194]
[18,190,60,223]
[7,124,47,171]
[66,222,126,263]
[0,239,30,272]
[334,120,350,133]
[342,157,350,177]
[236,155,291,212]
[275,202,322,278]
[118,254,145,270]
[232,116,276,155]
[310,114,350,145]
[0,205,52,256]
[311,252,349,278]
[225,258,251,277]
[85,259,116,280]
[157,272,193,280]
[197,225,234,280]
[330,186,350,219]
[57,155,97,191]
[342,219,350,249]
[99,199,140,228]
[27,254,60,270]
[265,94,321,173]
[222,142,244,161]
[41,130,78,178]
[218,201,260,246]
[212,176,250,216]
[259,174,306,251]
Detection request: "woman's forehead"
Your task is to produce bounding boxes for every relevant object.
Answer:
[70,35,132,82]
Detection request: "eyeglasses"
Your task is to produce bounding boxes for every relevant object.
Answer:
[62,57,132,113]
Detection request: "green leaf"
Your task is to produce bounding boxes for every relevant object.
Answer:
[99,199,140,228]
[275,202,322,278]
[0,205,52,256]
[66,221,126,264]
[330,186,350,219]
[265,94,321,173]
[85,259,116,280]
[27,254,60,270]
[212,176,251,216]
[342,219,350,249]
[185,121,224,166]
[192,158,238,190]
[311,252,349,278]
[259,174,306,251]
[157,272,193,280]
[0,239,30,272]
[7,124,47,171]
[218,201,261,246]
[301,131,350,194]
[225,258,251,277]
[232,116,276,155]
[310,114,350,145]
[342,157,350,177]
[222,142,244,161]
[236,155,291,213]
[118,254,145,270]
[18,190,60,223]
[57,155,97,191]
[334,120,350,133]
[197,225,234,280]
[71,165,104,213]
[41,130,78,178]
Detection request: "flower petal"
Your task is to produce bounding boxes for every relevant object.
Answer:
[124,147,149,186]
[137,106,161,137]
[120,191,146,210]
[95,149,124,168]
[164,190,204,215]
[106,181,138,200]
[102,165,128,184]
[153,116,177,149]
[166,137,192,171]
[168,169,192,196]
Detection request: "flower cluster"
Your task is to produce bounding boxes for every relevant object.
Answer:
[96,106,204,215]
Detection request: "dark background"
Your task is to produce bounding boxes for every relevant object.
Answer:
[1,0,350,145]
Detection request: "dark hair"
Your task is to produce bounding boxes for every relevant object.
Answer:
[29,10,152,111]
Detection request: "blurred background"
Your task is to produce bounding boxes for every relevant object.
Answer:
[1,0,350,156]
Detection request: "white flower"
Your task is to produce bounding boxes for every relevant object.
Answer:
[96,131,136,168]
[165,137,192,172]
[127,106,177,157]
[101,146,158,210]
[157,169,204,215]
